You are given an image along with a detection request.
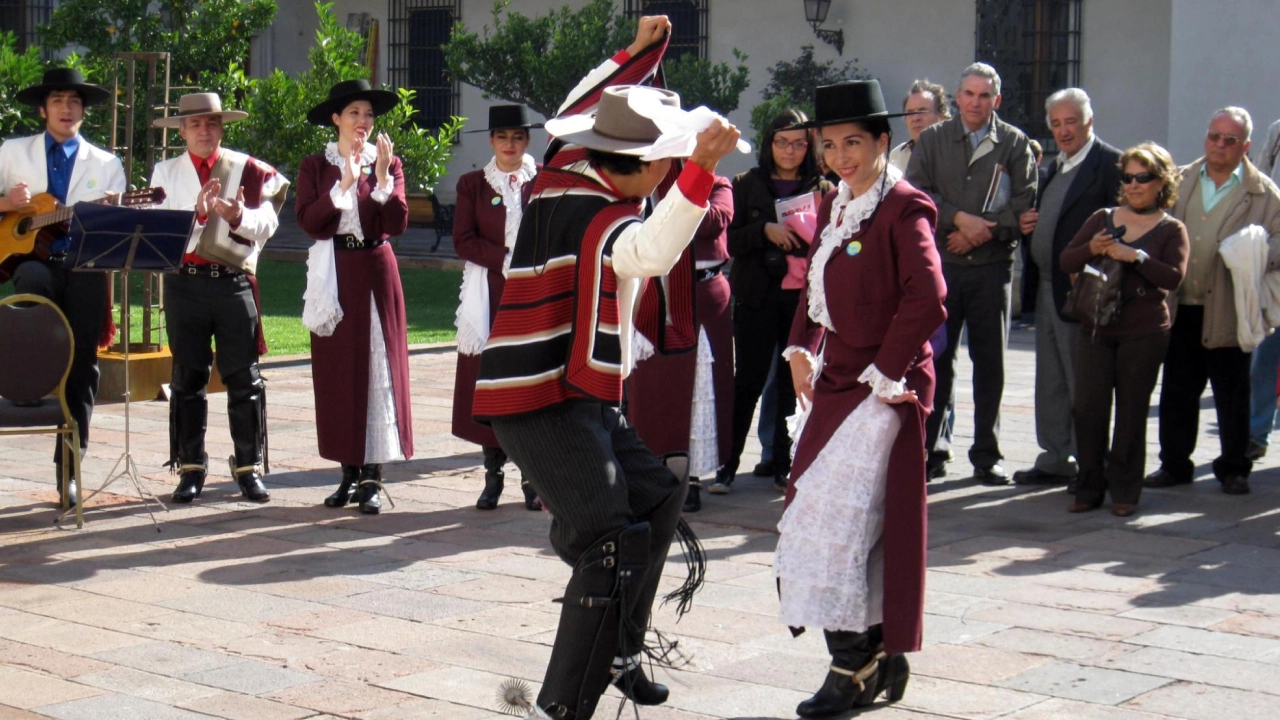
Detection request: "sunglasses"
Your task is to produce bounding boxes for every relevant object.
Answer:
[1206,131,1243,147]
[1121,172,1159,185]
[773,137,810,151]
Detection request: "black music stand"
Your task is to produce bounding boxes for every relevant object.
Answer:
[60,202,194,530]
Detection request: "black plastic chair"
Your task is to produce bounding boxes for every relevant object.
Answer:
[0,293,83,527]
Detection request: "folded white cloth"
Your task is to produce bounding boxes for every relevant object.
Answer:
[455,262,490,356]
[1218,223,1272,351]
[625,87,752,161]
[302,240,343,336]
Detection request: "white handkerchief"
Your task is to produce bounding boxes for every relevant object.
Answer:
[626,86,752,161]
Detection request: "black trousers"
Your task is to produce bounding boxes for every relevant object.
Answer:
[727,286,799,477]
[163,272,263,468]
[1156,305,1253,481]
[12,259,107,464]
[1073,329,1168,505]
[926,261,1011,469]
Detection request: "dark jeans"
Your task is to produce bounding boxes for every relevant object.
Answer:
[12,259,107,464]
[926,261,1011,469]
[1073,329,1168,506]
[1156,305,1253,481]
[726,287,799,477]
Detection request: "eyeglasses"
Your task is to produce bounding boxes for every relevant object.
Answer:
[773,137,810,151]
[1121,172,1160,185]
[1206,131,1243,147]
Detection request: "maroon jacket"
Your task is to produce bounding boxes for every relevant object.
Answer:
[295,154,409,241]
[786,180,947,653]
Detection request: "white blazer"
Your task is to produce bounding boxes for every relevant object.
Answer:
[0,133,126,203]
[149,149,282,263]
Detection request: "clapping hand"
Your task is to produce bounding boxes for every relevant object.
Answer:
[375,132,394,185]
[340,141,362,191]
[195,178,222,218]
[213,187,245,228]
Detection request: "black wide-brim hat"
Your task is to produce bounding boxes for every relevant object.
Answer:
[16,68,112,107]
[307,79,400,126]
[463,104,544,133]
[802,79,917,128]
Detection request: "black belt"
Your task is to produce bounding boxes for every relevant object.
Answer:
[695,264,725,282]
[181,263,242,278]
[334,234,385,251]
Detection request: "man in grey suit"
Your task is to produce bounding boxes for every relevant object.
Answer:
[907,62,1037,484]
[1014,88,1122,488]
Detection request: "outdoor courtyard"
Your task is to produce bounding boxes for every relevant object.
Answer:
[0,333,1278,720]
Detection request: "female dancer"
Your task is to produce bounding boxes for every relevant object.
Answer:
[297,79,412,515]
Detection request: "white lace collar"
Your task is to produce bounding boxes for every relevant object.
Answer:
[806,163,903,330]
[483,154,537,196]
[324,141,377,168]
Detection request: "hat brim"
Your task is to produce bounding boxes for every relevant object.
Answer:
[16,83,112,107]
[797,109,924,130]
[462,122,544,134]
[545,114,663,157]
[152,110,249,128]
[307,89,400,126]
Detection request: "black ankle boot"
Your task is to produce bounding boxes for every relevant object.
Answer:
[610,657,669,705]
[172,466,206,504]
[796,630,882,718]
[521,480,542,511]
[357,464,382,514]
[683,478,701,512]
[325,465,360,507]
[477,446,505,510]
[234,467,270,503]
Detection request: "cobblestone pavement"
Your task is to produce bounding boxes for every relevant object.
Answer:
[1,331,1277,720]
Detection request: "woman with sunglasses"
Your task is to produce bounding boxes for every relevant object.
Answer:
[718,109,833,495]
[1060,143,1188,517]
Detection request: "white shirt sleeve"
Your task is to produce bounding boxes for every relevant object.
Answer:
[609,186,708,280]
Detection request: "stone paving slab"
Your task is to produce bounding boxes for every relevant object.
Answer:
[2,333,1280,718]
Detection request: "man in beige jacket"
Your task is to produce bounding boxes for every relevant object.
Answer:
[1146,107,1280,495]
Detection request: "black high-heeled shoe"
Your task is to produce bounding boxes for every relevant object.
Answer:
[874,653,910,704]
[324,464,360,507]
[521,480,542,511]
[796,655,881,718]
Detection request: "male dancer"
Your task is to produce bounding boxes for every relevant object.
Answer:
[474,16,742,719]
[149,92,289,503]
[0,68,126,507]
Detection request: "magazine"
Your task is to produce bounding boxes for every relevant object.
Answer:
[775,192,820,242]
[982,163,1012,215]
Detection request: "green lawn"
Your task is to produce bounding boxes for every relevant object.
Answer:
[3,261,462,356]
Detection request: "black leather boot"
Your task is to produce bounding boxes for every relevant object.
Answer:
[168,364,210,504]
[325,464,360,507]
[795,629,883,718]
[538,524,651,720]
[357,463,383,514]
[476,446,505,510]
[683,478,701,513]
[521,480,542,511]
[610,655,669,705]
[226,367,269,502]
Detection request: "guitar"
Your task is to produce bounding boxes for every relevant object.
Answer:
[0,187,167,282]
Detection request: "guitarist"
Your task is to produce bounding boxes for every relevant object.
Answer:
[148,92,289,505]
[0,68,127,508]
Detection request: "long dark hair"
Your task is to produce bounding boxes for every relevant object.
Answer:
[759,108,819,180]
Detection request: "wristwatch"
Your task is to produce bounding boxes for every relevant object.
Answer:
[1134,249,1149,264]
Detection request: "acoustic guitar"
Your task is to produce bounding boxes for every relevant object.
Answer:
[0,187,167,282]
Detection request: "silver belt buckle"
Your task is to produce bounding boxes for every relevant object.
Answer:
[186,266,197,275]
[346,239,356,249]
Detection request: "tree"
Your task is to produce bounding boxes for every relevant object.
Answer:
[663,49,750,114]
[213,2,461,192]
[751,45,869,142]
[40,0,277,84]
[0,32,48,140]
[445,0,634,119]
[445,0,749,119]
